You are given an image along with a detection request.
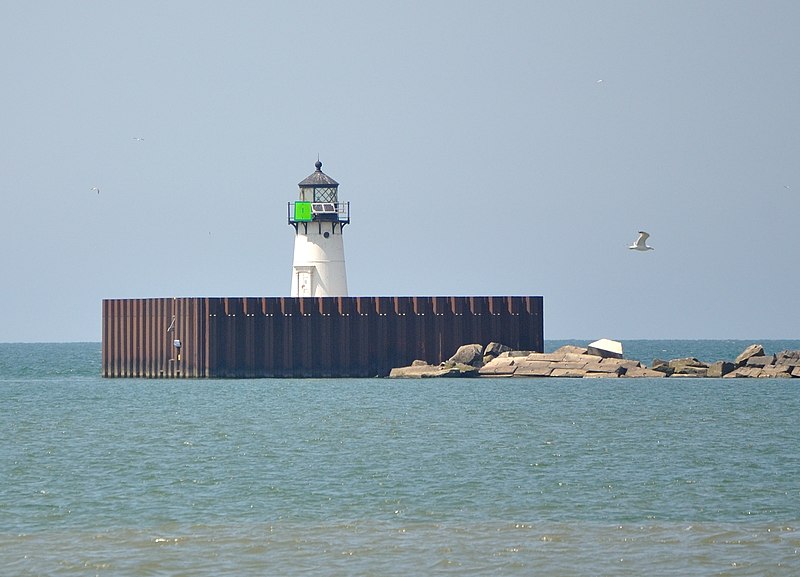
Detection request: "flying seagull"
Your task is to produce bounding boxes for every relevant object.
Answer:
[132,137,144,141]
[91,186,100,194]
[629,231,654,251]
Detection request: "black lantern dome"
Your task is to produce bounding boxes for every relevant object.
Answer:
[298,160,339,202]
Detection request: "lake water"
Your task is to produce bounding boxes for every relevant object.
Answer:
[1,341,799,576]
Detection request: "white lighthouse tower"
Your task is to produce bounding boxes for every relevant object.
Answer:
[288,160,350,297]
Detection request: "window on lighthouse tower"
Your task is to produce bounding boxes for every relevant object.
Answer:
[314,186,337,203]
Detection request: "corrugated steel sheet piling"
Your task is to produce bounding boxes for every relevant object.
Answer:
[102,295,543,378]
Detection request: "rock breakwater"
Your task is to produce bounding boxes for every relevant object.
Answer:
[388,342,800,379]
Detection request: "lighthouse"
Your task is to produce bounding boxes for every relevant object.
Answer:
[288,160,350,297]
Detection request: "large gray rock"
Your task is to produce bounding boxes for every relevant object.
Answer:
[668,358,709,376]
[650,359,674,376]
[585,361,627,376]
[671,366,709,377]
[550,367,588,378]
[668,357,707,370]
[389,364,440,378]
[735,344,765,366]
[478,357,517,376]
[724,367,762,378]
[552,345,589,356]
[498,350,535,358]
[707,361,736,378]
[389,362,479,378]
[746,354,776,367]
[583,371,619,378]
[776,350,800,367]
[757,366,793,378]
[723,365,794,378]
[622,366,667,378]
[599,358,641,372]
[448,344,485,367]
[513,360,553,377]
[484,342,512,359]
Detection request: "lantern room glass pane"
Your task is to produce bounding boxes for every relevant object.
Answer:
[314,187,337,202]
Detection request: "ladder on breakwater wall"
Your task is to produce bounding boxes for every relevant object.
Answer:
[102,296,544,378]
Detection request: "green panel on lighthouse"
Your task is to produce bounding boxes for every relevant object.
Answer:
[294,201,312,222]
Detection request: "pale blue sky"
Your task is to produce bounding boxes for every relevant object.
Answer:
[1,1,798,342]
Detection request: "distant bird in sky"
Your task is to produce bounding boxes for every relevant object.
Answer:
[628,231,654,251]
[132,137,144,141]
[596,79,603,83]
[91,187,100,194]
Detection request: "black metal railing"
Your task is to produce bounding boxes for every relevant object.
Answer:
[287,201,350,224]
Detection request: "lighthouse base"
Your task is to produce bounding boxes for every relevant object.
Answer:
[290,227,348,297]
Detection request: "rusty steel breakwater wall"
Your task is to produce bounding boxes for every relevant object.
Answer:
[102,296,543,378]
